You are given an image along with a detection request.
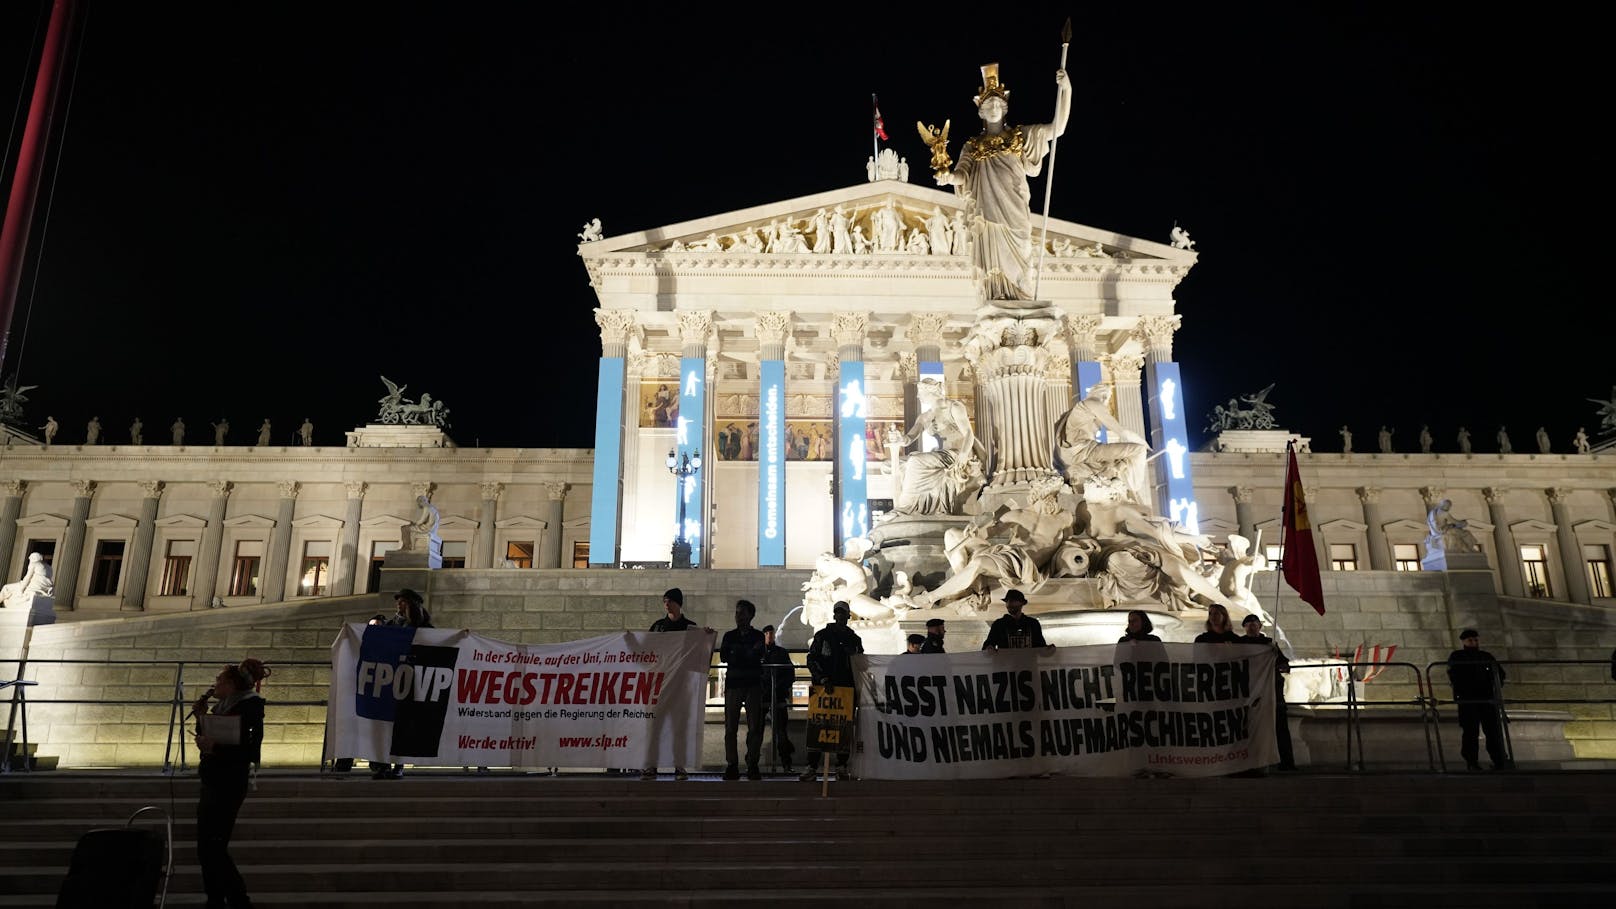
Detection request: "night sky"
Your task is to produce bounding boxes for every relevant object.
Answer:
[0,3,1607,453]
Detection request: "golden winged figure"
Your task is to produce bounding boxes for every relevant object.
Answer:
[917,119,952,175]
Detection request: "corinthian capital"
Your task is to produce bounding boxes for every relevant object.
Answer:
[1228,485,1254,504]
[1545,486,1573,506]
[70,479,97,498]
[1130,314,1182,361]
[829,311,871,349]
[479,482,505,501]
[545,481,571,501]
[754,311,793,348]
[345,481,368,500]
[1063,314,1104,360]
[207,480,234,499]
[1355,486,1381,505]
[1419,486,1445,507]
[277,480,301,499]
[1482,486,1508,505]
[2,479,26,497]
[897,351,918,382]
[1106,352,1145,382]
[594,309,637,356]
[139,480,166,500]
[907,312,948,347]
[676,309,715,345]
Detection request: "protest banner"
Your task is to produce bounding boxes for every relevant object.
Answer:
[854,643,1277,779]
[324,624,714,769]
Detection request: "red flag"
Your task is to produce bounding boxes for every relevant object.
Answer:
[1281,442,1326,615]
[872,94,888,141]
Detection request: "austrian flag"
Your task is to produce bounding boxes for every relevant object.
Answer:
[872,93,888,141]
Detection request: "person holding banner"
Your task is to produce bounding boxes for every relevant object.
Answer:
[373,590,432,779]
[1194,603,1241,644]
[1240,614,1296,772]
[982,589,1047,650]
[643,588,710,780]
[718,600,768,781]
[800,602,863,781]
[762,625,797,773]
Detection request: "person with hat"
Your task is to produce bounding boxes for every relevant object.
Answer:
[921,618,947,654]
[1240,614,1296,772]
[1447,628,1512,771]
[800,601,864,781]
[982,589,1047,650]
[904,634,927,654]
[643,588,709,780]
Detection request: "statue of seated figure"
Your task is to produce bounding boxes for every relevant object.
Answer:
[1,553,53,608]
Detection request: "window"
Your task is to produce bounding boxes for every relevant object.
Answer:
[159,540,196,596]
[572,541,590,568]
[367,541,398,594]
[1263,544,1283,572]
[1585,544,1613,599]
[299,541,333,596]
[1520,544,1552,598]
[1393,543,1422,572]
[1329,543,1358,572]
[505,541,534,569]
[230,540,264,597]
[25,540,54,570]
[89,540,126,596]
[441,541,467,570]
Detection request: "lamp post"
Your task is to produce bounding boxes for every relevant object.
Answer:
[667,448,701,569]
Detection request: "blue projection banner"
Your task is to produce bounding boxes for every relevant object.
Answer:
[757,359,785,566]
[588,357,626,565]
[837,362,869,545]
[677,357,706,567]
[1148,361,1199,534]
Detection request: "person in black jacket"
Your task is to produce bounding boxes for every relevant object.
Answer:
[762,625,797,772]
[1193,603,1241,644]
[921,618,947,653]
[643,588,708,780]
[800,602,863,781]
[193,661,266,909]
[1447,628,1511,770]
[1118,610,1161,643]
[982,590,1046,650]
[374,589,432,779]
[718,600,767,780]
[1240,614,1295,771]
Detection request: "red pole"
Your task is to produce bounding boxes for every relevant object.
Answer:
[0,0,77,376]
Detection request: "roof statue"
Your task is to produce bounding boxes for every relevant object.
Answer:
[1590,386,1616,434]
[1205,384,1279,432]
[376,376,451,428]
[0,376,38,427]
[1169,224,1195,250]
[577,218,603,242]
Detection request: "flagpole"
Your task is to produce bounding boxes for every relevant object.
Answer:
[871,93,881,177]
[1276,441,1290,619]
[1031,17,1072,303]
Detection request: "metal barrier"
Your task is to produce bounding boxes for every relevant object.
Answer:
[1422,658,1616,773]
[1288,659,1441,771]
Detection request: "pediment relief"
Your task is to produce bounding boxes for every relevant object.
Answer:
[155,514,208,528]
[496,516,547,530]
[1508,518,1557,535]
[86,514,138,528]
[292,514,345,529]
[223,514,275,528]
[1382,518,1429,537]
[16,513,68,527]
[1318,518,1368,535]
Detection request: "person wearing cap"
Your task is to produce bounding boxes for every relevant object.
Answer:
[1239,614,1295,772]
[904,634,926,654]
[643,588,707,780]
[982,589,1047,650]
[762,624,797,773]
[921,618,947,653]
[1447,628,1511,771]
[800,601,864,781]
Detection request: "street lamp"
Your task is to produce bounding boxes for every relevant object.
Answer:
[667,448,701,569]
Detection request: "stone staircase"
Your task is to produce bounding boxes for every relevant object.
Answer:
[3,770,1615,908]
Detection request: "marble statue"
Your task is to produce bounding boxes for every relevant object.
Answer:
[403,494,442,553]
[378,376,408,423]
[917,119,952,174]
[1426,498,1482,555]
[211,418,229,446]
[1574,427,1591,454]
[1588,387,1616,433]
[1206,386,1279,433]
[865,155,877,182]
[806,208,831,254]
[949,210,969,255]
[1378,426,1394,454]
[1079,477,1243,615]
[1055,385,1150,505]
[924,205,951,255]
[1419,424,1433,454]
[932,62,1071,301]
[906,228,930,255]
[86,417,101,445]
[577,217,603,242]
[0,552,53,608]
[1215,534,1273,623]
[170,418,185,445]
[851,225,872,255]
[1536,426,1551,454]
[1497,426,1512,454]
[830,205,851,254]
[299,418,314,446]
[1169,224,1195,250]
[127,417,142,445]
[40,415,57,445]
[894,378,985,515]
[0,377,36,426]
[256,419,272,447]
[1339,426,1352,453]
[920,476,1073,610]
[874,199,902,253]
[1457,426,1472,454]
[799,537,901,630]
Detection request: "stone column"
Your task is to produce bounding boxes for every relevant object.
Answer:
[1356,486,1390,570]
[1481,487,1524,597]
[1229,486,1256,542]
[1044,354,1072,430]
[756,312,791,566]
[830,312,870,545]
[474,482,503,569]
[1108,353,1148,450]
[588,309,637,566]
[53,480,96,610]
[541,482,570,568]
[333,482,366,595]
[194,481,232,606]
[1064,313,1105,405]
[1547,487,1590,604]
[120,481,165,611]
[964,307,1060,490]
[0,480,25,583]
[261,481,299,603]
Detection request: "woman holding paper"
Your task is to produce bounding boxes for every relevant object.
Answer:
[194,661,266,909]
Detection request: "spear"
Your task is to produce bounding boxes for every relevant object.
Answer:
[1032,17,1073,303]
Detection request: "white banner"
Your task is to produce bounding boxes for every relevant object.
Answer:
[324,624,715,769]
[853,643,1277,779]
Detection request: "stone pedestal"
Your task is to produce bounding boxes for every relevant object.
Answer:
[1421,549,1492,571]
[378,548,439,610]
[1207,430,1311,453]
[345,425,455,448]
